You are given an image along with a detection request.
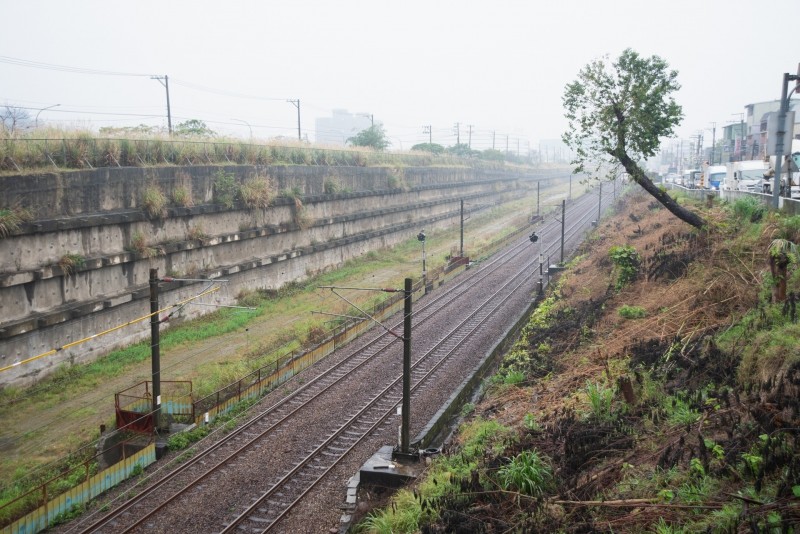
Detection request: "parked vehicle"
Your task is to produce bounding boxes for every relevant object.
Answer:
[704,164,726,191]
[681,169,703,188]
[766,140,800,199]
[723,160,768,193]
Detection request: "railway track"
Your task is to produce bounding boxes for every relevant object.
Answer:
[67,182,620,534]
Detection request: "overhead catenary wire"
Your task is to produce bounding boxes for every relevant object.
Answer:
[0,286,220,374]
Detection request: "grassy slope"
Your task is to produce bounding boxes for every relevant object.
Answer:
[356,190,800,533]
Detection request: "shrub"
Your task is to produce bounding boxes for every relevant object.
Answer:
[171,185,193,207]
[239,176,274,209]
[609,244,641,290]
[323,178,341,194]
[731,195,765,223]
[213,169,238,209]
[618,304,646,319]
[187,225,208,242]
[142,185,168,219]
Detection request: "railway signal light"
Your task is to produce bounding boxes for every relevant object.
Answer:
[417,230,426,242]
[529,232,538,243]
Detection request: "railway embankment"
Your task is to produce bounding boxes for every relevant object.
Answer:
[0,164,563,387]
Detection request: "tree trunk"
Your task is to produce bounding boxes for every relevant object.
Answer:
[618,153,707,230]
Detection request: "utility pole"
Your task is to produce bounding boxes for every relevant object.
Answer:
[460,199,464,257]
[151,75,172,135]
[772,69,800,208]
[149,269,162,430]
[709,122,717,164]
[505,135,509,155]
[516,138,520,157]
[400,278,412,454]
[423,125,432,145]
[453,122,460,145]
[492,130,496,150]
[467,124,473,149]
[568,174,572,200]
[597,182,602,224]
[287,99,301,141]
[537,182,540,216]
[560,199,566,264]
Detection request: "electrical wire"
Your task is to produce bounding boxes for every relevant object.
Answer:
[0,55,153,77]
[0,286,220,374]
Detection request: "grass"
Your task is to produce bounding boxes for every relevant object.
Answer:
[239,175,274,209]
[57,253,86,276]
[171,185,193,207]
[141,185,168,219]
[0,204,33,238]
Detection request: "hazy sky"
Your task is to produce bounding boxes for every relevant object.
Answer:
[2,0,798,152]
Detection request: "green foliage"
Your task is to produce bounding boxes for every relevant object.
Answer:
[347,124,390,150]
[523,413,540,431]
[736,321,800,388]
[174,119,216,138]
[584,381,615,421]
[618,304,646,319]
[663,394,700,426]
[460,402,475,417]
[167,425,211,451]
[562,49,681,174]
[323,177,341,194]
[58,253,86,276]
[0,204,33,238]
[239,176,274,209]
[496,449,553,497]
[410,142,444,154]
[129,231,162,258]
[609,244,641,290]
[502,369,526,386]
[213,169,238,209]
[730,195,765,223]
[171,185,193,207]
[142,185,168,218]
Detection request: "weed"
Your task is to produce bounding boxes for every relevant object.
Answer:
[239,175,274,209]
[130,463,143,477]
[187,225,209,242]
[731,195,765,223]
[281,185,304,200]
[0,204,33,238]
[664,394,700,426]
[323,177,341,194]
[496,449,553,497]
[129,231,162,258]
[58,253,86,276]
[618,304,646,319]
[585,380,615,421]
[609,244,641,290]
[142,185,168,219]
[461,402,475,417]
[213,169,238,209]
[171,185,193,207]
[167,425,210,451]
[523,413,540,431]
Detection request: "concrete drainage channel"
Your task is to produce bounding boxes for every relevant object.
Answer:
[338,288,546,532]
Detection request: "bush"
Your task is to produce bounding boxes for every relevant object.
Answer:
[731,196,765,223]
[609,244,641,290]
[213,169,238,209]
[618,304,646,319]
[171,185,193,207]
[239,176,274,209]
[142,185,168,219]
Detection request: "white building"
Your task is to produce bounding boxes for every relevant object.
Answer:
[314,109,372,146]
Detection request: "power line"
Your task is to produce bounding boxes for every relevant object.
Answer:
[0,55,153,77]
[170,78,288,102]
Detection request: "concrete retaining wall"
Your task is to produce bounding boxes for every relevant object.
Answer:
[0,164,564,388]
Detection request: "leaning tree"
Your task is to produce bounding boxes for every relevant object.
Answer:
[562,48,706,229]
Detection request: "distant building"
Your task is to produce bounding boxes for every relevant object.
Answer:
[719,100,800,163]
[314,109,372,146]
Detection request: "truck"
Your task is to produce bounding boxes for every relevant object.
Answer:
[703,164,727,191]
[681,169,703,188]
[723,160,768,193]
[765,139,800,199]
